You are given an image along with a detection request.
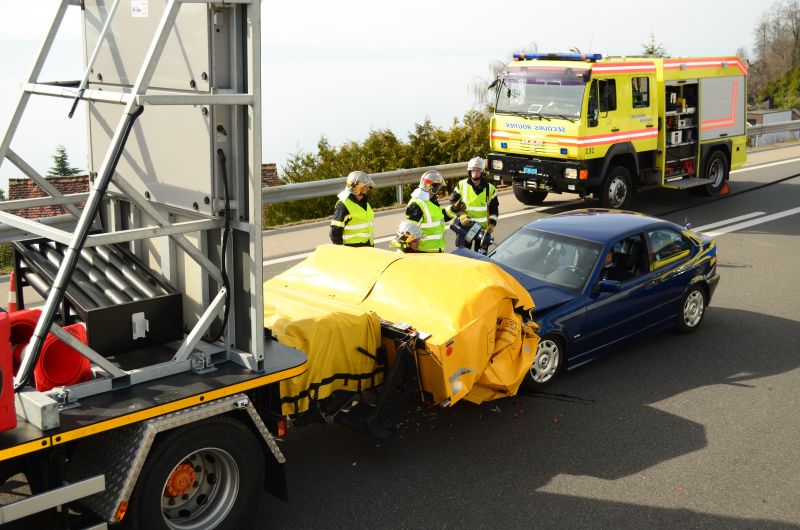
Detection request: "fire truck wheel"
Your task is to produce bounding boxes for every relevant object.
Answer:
[123,416,264,530]
[512,184,548,205]
[601,166,633,209]
[699,150,729,196]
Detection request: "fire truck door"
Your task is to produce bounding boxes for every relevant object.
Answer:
[587,78,630,152]
[699,76,746,141]
[629,75,658,152]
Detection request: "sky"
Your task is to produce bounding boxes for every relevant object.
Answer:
[0,0,763,191]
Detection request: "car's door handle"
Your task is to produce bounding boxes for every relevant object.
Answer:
[611,128,620,132]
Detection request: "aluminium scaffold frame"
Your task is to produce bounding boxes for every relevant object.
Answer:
[0,0,267,420]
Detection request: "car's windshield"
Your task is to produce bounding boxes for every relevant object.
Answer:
[491,228,602,291]
[494,66,590,119]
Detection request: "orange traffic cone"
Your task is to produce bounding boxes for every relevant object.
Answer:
[6,271,17,313]
[720,181,730,195]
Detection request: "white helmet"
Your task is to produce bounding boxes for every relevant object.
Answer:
[345,171,375,195]
[467,157,485,173]
[396,220,424,242]
[391,220,425,252]
[419,170,444,195]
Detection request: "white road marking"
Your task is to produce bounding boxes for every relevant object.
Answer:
[703,206,800,237]
[731,156,800,174]
[692,212,766,232]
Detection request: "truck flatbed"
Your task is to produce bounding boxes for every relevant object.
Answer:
[0,340,305,461]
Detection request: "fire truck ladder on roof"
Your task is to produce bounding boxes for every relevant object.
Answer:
[0,0,266,411]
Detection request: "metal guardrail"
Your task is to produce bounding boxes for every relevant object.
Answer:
[261,120,800,205]
[747,119,800,136]
[261,161,467,205]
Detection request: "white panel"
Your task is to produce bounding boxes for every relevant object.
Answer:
[83,0,210,92]
[699,76,746,141]
[87,97,215,215]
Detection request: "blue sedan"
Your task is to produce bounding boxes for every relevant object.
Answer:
[455,209,720,388]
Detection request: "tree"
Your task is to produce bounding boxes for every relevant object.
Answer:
[641,31,668,57]
[47,145,81,176]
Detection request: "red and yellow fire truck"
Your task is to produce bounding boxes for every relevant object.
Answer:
[487,53,748,208]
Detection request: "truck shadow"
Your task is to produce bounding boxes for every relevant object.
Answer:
[259,307,800,528]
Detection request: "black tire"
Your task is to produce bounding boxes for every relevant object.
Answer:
[600,165,633,209]
[122,416,264,530]
[512,184,548,205]
[675,285,707,334]
[523,335,564,389]
[699,150,729,196]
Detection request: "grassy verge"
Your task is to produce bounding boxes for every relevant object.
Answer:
[0,243,13,274]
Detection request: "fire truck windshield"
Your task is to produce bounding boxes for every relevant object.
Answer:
[495,66,590,120]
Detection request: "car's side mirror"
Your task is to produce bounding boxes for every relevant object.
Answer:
[596,279,622,293]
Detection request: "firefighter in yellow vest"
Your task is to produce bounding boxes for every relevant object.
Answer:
[450,156,498,251]
[330,171,375,247]
[389,220,425,253]
[405,170,460,253]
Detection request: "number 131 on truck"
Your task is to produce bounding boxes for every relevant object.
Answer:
[487,52,748,209]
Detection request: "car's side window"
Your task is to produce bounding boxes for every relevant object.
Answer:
[600,234,646,282]
[646,228,691,269]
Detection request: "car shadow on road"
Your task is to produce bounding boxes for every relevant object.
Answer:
[258,307,800,528]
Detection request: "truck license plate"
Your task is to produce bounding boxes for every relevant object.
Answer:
[523,167,538,175]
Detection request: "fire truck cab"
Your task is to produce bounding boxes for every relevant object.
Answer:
[487,53,748,208]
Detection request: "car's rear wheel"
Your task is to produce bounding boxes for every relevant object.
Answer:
[513,184,548,205]
[524,335,564,388]
[676,285,707,334]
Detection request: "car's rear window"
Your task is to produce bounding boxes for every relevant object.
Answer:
[491,228,602,291]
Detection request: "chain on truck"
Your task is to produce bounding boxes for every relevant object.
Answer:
[487,52,748,209]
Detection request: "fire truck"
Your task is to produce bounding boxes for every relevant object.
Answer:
[487,53,748,209]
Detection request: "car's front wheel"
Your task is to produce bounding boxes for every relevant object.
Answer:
[524,335,564,389]
[676,285,707,334]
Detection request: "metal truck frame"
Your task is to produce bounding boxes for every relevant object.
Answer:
[487,53,748,209]
[0,1,306,528]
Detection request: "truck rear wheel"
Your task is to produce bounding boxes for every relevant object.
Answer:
[601,166,633,209]
[512,184,548,205]
[123,416,264,530]
[699,150,729,196]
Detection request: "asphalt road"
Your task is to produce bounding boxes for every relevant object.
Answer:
[256,145,800,529]
[2,144,800,528]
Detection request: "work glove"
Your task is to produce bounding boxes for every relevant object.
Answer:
[458,213,471,227]
[452,199,465,213]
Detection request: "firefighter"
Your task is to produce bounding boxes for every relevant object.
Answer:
[405,170,459,253]
[330,171,376,247]
[450,156,499,251]
[390,220,425,253]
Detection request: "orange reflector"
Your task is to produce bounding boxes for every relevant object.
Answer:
[579,169,589,180]
[277,417,288,437]
[114,501,129,521]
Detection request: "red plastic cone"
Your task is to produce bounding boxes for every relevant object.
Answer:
[720,181,730,195]
[6,271,17,313]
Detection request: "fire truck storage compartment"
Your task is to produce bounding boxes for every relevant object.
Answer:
[13,239,183,356]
